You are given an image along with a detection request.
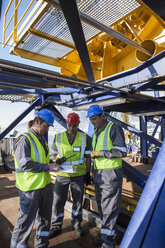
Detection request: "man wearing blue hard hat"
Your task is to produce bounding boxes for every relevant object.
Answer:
[10,108,60,248]
[87,105,127,248]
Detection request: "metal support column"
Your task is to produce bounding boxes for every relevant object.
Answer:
[123,160,147,189]
[120,139,165,248]
[45,105,67,129]
[0,98,41,141]
[104,113,162,147]
[140,116,148,158]
[161,116,165,141]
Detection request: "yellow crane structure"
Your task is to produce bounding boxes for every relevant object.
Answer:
[1,1,165,247]
[3,0,165,83]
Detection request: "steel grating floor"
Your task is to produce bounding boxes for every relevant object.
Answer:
[18,0,140,60]
[0,94,37,103]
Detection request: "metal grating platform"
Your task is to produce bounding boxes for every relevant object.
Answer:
[19,33,73,59]
[0,94,37,103]
[18,0,140,60]
[77,0,140,26]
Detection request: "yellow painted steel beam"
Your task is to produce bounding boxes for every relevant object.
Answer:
[4,0,13,15]
[3,0,13,44]
[85,187,138,205]
[85,189,95,197]
[4,9,14,32]
[85,185,95,190]
[50,174,137,213]
[15,0,35,32]
[13,47,80,74]
[137,0,165,28]
[122,188,141,198]
[122,196,138,206]
[18,94,35,98]
[7,0,79,73]
[3,0,43,47]
[29,28,76,49]
[13,0,18,42]
[13,47,61,65]
[16,0,45,39]
[121,202,135,213]
[7,0,47,48]
[138,15,164,41]
[49,0,152,57]
[102,41,118,78]
[4,0,23,45]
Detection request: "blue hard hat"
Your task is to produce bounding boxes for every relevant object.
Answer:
[86,105,104,118]
[36,109,55,127]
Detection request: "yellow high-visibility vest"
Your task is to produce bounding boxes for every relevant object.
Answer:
[14,131,51,191]
[92,122,122,170]
[55,131,86,177]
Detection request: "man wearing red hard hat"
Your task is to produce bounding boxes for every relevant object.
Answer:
[50,112,92,237]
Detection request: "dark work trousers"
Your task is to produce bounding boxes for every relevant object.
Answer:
[10,183,53,248]
[51,175,84,229]
[94,168,123,237]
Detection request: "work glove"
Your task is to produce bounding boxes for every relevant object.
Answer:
[85,171,91,186]
[90,150,100,158]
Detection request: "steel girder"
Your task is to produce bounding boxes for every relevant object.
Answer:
[0,98,41,141]
[120,139,165,248]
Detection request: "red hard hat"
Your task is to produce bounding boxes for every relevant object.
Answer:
[66,112,80,125]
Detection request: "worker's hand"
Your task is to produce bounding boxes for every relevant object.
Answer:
[49,162,60,171]
[90,150,100,158]
[84,171,91,186]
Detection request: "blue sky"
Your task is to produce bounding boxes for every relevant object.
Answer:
[0,0,60,128]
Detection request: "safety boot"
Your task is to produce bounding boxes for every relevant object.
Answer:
[74,225,83,236]
[94,235,103,247]
[101,242,115,248]
[49,227,62,239]
[101,235,116,248]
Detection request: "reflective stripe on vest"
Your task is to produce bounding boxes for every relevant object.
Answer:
[55,131,86,177]
[92,122,122,170]
[15,131,51,191]
[10,240,26,248]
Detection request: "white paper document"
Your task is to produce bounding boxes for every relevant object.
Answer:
[58,164,75,173]
[50,165,75,173]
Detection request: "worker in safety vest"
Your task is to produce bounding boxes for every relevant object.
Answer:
[86,105,127,248]
[10,108,60,248]
[49,112,92,238]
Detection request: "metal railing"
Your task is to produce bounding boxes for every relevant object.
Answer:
[3,0,43,47]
